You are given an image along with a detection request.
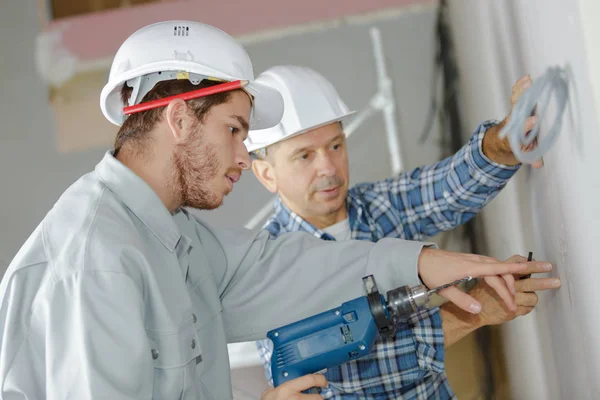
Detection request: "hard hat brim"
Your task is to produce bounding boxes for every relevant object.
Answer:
[245,110,357,153]
[244,81,284,131]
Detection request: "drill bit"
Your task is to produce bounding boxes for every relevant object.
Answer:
[427,276,472,295]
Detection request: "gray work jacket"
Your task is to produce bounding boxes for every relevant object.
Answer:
[0,152,428,399]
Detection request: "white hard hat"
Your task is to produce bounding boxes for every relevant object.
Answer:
[244,65,356,153]
[100,20,283,130]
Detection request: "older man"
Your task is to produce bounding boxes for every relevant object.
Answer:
[246,65,558,399]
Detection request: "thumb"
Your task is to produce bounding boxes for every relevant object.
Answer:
[438,286,482,314]
[531,158,544,168]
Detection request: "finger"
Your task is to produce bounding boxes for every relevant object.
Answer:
[520,151,544,168]
[515,292,539,307]
[467,261,528,278]
[523,134,538,152]
[531,158,544,168]
[503,273,516,295]
[522,123,538,150]
[520,117,545,168]
[485,275,517,311]
[511,75,532,96]
[517,74,533,89]
[515,277,561,292]
[523,140,536,151]
[438,286,482,314]
[504,254,528,263]
[281,374,327,393]
[521,130,538,146]
[523,142,544,168]
[511,76,533,104]
[523,115,537,133]
[517,74,532,87]
[516,306,534,317]
[514,261,553,278]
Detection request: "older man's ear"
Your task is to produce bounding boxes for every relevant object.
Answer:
[252,158,278,193]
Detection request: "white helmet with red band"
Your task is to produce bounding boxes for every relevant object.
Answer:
[100,20,283,130]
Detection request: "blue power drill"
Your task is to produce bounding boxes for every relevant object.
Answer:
[267,274,471,392]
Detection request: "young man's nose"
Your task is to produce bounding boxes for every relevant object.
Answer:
[236,141,251,170]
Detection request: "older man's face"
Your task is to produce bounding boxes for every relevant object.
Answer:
[269,122,350,222]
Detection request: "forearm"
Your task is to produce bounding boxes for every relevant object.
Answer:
[440,302,483,348]
[368,121,520,240]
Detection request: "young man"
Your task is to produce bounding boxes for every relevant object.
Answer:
[247,65,559,399]
[0,22,538,400]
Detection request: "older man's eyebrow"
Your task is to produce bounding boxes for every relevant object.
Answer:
[327,133,346,145]
[289,145,313,159]
[288,133,346,159]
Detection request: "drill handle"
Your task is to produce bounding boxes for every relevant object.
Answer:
[268,296,379,387]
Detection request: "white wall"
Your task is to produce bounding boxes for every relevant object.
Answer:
[448,1,600,398]
[0,1,109,271]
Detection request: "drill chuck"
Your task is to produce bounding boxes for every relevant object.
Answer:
[386,285,430,322]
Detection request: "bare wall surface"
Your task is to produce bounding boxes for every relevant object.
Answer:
[449,1,600,398]
[45,0,430,62]
[0,1,108,271]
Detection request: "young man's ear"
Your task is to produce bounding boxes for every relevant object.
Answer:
[252,157,278,193]
[165,99,195,142]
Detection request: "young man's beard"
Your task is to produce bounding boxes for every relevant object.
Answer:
[171,128,223,210]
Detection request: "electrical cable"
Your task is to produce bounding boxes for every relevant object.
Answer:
[499,66,569,163]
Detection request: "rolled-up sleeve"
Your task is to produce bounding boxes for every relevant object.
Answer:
[353,121,520,240]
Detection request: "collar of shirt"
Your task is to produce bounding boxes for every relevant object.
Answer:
[271,198,334,240]
[269,192,378,241]
[94,151,185,254]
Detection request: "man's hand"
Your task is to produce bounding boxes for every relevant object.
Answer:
[482,75,544,168]
[417,248,550,315]
[439,254,559,348]
[471,254,561,326]
[261,374,327,400]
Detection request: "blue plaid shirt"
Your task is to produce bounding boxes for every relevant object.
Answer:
[256,121,520,399]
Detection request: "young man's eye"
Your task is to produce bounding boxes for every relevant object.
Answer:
[228,126,239,134]
[332,143,341,150]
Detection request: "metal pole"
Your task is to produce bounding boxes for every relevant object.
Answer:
[370,27,404,174]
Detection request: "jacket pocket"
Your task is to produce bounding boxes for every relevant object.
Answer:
[146,319,203,399]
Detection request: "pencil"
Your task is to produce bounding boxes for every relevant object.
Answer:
[520,251,533,280]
